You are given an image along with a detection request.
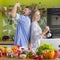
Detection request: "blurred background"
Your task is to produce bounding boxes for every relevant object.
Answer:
[0,0,60,44]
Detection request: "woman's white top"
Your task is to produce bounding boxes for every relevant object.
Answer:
[31,21,42,51]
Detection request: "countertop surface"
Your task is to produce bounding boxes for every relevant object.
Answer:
[0,57,60,60]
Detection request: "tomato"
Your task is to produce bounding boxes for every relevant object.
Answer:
[0,52,3,57]
[33,54,38,59]
[38,55,43,60]
[54,50,60,58]
[17,50,21,56]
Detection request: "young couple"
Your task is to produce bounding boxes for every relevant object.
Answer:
[11,2,49,51]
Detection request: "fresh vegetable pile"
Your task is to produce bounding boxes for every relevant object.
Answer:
[36,43,55,55]
[33,43,60,60]
[0,43,60,60]
[0,45,33,59]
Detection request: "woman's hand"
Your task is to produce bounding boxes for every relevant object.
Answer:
[45,26,50,31]
[40,26,50,38]
[40,34,46,38]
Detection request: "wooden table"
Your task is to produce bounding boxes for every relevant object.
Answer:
[0,57,60,60]
[0,57,33,60]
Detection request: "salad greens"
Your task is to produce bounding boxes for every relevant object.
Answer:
[36,43,56,55]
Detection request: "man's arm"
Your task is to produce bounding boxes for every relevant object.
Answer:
[11,2,21,18]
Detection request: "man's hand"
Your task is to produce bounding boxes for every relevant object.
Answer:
[11,2,21,18]
[15,2,20,8]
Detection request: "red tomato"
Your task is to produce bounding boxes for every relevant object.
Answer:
[33,55,38,59]
[38,55,43,60]
[0,53,3,57]
[17,50,21,56]
[54,50,59,58]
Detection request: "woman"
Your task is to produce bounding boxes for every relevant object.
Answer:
[31,10,49,52]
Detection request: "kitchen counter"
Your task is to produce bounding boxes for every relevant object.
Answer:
[41,38,60,50]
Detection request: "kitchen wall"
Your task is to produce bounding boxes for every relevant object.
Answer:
[0,0,60,8]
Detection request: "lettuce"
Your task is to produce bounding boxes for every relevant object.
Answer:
[36,43,56,55]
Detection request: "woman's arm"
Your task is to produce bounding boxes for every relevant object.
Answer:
[40,26,49,38]
[11,2,21,18]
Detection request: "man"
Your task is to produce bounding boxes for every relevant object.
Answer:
[11,2,31,48]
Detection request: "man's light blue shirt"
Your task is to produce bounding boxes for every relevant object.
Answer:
[14,14,31,48]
